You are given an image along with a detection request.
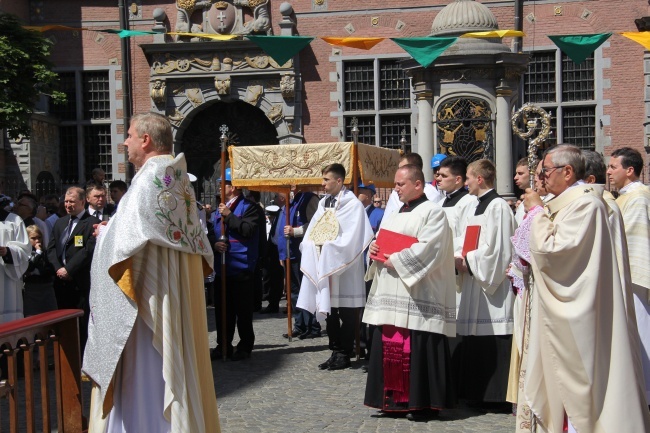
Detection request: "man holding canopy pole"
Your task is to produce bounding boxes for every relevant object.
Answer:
[297,163,374,371]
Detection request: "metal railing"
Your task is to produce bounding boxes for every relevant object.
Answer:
[0,309,84,433]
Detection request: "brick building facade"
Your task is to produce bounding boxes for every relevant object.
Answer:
[1,0,649,197]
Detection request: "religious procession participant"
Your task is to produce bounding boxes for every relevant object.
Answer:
[211,168,264,361]
[520,144,650,432]
[277,188,321,339]
[297,163,374,371]
[383,153,444,220]
[363,164,456,421]
[0,195,30,323]
[455,159,515,405]
[358,182,384,234]
[84,112,220,432]
[607,146,650,403]
[513,158,530,225]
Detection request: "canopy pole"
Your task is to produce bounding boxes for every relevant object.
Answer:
[219,125,229,361]
[351,119,361,362]
[284,192,293,341]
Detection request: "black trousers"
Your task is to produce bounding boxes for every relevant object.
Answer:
[54,279,89,353]
[263,246,284,309]
[214,273,255,354]
[325,307,357,356]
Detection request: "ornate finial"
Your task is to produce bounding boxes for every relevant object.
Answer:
[511,103,552,189]
[214,1,228,9]
[400,128,408,153]
[351,117,359,145]
[219,124,229,137]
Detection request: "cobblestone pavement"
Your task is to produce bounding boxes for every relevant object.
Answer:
[208,304,516,433]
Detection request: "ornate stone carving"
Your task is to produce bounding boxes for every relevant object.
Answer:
[436,97,493,163]
[175,0,212,34]
[266,104,283,123]
[186,83,204,106]
[152,53,292,75]
[233,0,272,35]
[168,109,185,126]
[215,76,231,95]
[280,74,295,100]
[151,80,167,105]
[245,85,264,105]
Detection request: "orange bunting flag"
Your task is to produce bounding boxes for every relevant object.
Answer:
[321,37,385,50]
[23,25,87,32]
[621,32,650,51]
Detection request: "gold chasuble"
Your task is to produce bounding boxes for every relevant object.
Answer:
[524,186,650,432]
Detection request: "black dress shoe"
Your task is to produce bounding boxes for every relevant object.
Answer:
[210,347,232,360]
[298,331,321,340]
[260,305,279,314]
[406,409,439,422]
[231,351,251,361]
[327,353,351,371]
[282,329,304,339]
[318,353,336,370]
[361,365,368,373]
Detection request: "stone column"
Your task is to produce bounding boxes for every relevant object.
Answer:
[414,87,434,182]
[495,81,514,198]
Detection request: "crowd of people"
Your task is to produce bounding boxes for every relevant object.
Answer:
[1,111,649,432]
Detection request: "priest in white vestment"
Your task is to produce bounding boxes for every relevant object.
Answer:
[297,163,374,371]
[607,146,650,402]
[363,164,456,421]
[383,153,444,220]
[84,113,220,433]
[523,145,650,432]
[0,207,31,323]
[455,159,515,404]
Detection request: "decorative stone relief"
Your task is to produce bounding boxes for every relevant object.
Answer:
[215,76,231,95]
[245,85,264,105]
[280,74,295,100]
[345,23,355,35]
[312,0,327,11]
[267,105,283,123]
[186,83,204,107]
[151,80,167,105]
[152,53,292,75]
[436,68,493,82]
[175,0,212,33]
[168,109,185,126]
[396,20,406,32]
[581,9,593,20]
[129,0,142,19]
[232,0,272,35]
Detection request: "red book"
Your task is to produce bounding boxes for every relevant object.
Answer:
[370,229,418,263]
[462,225,481,257]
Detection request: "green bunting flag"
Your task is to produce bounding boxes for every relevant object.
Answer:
[548,33,612,64]
[98,29,158,38]
[246,35,315,66]
[390,37,458,68]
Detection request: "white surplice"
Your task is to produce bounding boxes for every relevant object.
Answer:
[0,213,30,323]
[615,181,650,400]
[457,197,515,336]
[363,200,456,336]
[297,189,374,320]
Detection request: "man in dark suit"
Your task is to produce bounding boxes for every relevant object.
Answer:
[47,186,100,350]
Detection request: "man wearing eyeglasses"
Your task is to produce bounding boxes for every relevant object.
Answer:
[521,145,650,432]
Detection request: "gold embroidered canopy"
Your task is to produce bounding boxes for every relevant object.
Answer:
[228,142,400,190]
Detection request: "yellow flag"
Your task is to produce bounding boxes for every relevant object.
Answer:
[621,32,650,50]
[461,30,525,38]
[321,37,385,50]
[168,32,238,41]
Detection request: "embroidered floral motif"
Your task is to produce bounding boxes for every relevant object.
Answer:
[153,164,207,254]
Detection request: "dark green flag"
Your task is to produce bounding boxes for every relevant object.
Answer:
[391,37,458,68]
[246,35,315,66]
[548,33,612,64]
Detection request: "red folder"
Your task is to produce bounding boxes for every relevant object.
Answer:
[462,225,481,257]
[370,229,418,263]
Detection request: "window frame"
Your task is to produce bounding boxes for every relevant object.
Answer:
[50,67,118,182]
[522,46,604,152]
[335,55,416,150]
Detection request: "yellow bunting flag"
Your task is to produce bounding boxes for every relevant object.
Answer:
[321,37,385,50]
[461,30,526,38]
[621,31,650,50]
[168,32,238,41]
[23,25,87,32]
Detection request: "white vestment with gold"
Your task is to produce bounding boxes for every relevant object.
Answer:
[525,186,650,433]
